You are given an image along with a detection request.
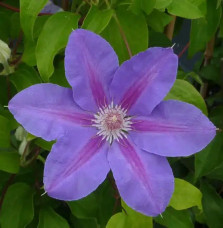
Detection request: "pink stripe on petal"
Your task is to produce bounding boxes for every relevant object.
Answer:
[62,136,105,177]
[109,47,178,116]
[46,134,107,194]
[108,139,174,216]
[84,56,108,107]
[8,84,94,141]
[130,100,216,157]
[132,119,215,133]
[65,29,119,112]
[44,128,110,200]
[10,105,93,126]
[120,68,157,110]
[118,138,161,213]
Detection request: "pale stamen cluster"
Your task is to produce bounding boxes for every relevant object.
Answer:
[92,102,132,144]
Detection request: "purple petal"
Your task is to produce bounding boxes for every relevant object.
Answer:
[44,128,110,200]
[108,138,174,216]
[131,100,216,157]
[109,47,178,116]
[8,83,93,141]
[41,1,62,14]
[65,29,119,112]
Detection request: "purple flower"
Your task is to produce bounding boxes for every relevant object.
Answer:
[41,0,62,14]
[8,29,216,216]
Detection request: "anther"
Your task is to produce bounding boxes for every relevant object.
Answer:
[92,103,132,144]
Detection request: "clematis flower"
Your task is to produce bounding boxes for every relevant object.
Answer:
[8,29,216,216]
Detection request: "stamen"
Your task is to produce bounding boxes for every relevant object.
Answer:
[92,103,132,144]
[41,191,47,196]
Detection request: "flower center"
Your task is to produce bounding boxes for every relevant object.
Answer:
[92,102,132,144]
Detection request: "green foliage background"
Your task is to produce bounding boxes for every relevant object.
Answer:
[0,0,223,227]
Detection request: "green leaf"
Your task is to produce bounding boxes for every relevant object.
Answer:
[200,64,221,84]
[20,0,48,41]
[10,13,21,40]
[155,0,172,10]
[35,138,54,151]
[0,110,18,131]
[0,12,11,41]
[217,0,222,8]
[10,63,41,91]
[149,30,172,47]
[185,72,203,85]
[201,182,223,228]
[22,40,37,66]
[111,0,132,7]
[219,14,223,38]
[22,15,50,66]
[38,207,69,228]
[189,0,222,57]
[155,207,193,228]
[0,183,34,228]
[70,216,98,228]
[131,0,156,15]
[106,213,126,228]
[147,10,173,33]
[82,5,113,34]
[203,0,221,38]
[0,115,10,148]
[102,9,148,63]
[209,106,223,129]
[106,201,153,228]
[68,192,98,219]
[96,178,117,227]
[195,132,223,180]
[195,105,222,180]
[0,77,10,105]
[0,151,20,173]
[167,0,206,19]
[169,178,202,211]
[36,12,79,81]
[69,179,116,227]
[207,163,223,181]
[165,79,208,115]
[49,60,70,87]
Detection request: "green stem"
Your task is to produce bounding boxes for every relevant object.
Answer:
[113,14,132,58]
[200,37,215,98]
[71,0,77,12]
[62,0,69,11]
[37,155,45,164]
[104,0,110,8]
[76,1,86,14]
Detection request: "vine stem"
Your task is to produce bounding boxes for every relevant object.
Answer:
[200,37,215,98]
[71,0,77,12]
[165,15,176,40]
[104,0,132,58]
[113,14,133,58]
[62,0,69,11]
[108,173,121,214]
[0,2,52,15]
[178,42,190,58]
[11,30,23,59]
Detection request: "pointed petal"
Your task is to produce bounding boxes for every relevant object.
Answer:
[131,100,216,157]
[109,47,178,116]
[108,138,174,216]
[9,83,93,141]
[65,29,119,112]
[44,128,110,200]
